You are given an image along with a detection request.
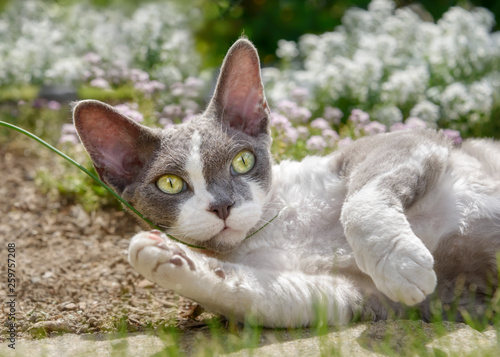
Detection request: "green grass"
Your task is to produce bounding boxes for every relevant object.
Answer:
[0,85,39,102]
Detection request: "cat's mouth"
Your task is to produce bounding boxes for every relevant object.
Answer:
[200,226,246,253]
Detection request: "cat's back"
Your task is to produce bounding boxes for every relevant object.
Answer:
[337,129,452,195]
[456,137,500,181]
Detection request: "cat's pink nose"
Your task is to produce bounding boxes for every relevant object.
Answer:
[209,202,233,221]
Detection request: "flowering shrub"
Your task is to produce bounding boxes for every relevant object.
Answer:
[1,0,492,209]
[263,0,500,139]
[0,0,211,144]
[0,0,202,88]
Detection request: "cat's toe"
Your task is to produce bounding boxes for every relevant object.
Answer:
[373,237,437,306]
[128,230,196,287]
[379,259,436,305]
[166,250,196,271]
[128,231,166,267]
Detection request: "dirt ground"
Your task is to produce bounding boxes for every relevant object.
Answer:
[0,136,202,342]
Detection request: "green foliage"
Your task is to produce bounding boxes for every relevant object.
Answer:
[36,162,120,212]
[0,85,39,102]
[77,85,136,102]
[194,0,500,68]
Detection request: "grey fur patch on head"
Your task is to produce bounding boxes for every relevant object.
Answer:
[73,38,273,248]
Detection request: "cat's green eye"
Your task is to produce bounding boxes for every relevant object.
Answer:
[231,150,255,175]
[157,175,186,195]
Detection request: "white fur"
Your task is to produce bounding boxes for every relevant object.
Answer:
[170,130,221,241]
[129,142,500,327]
[170,131,270,248]
[341,180,437,305]
[130,155,363,327]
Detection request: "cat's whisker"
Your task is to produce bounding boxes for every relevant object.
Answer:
[157,224,174,230]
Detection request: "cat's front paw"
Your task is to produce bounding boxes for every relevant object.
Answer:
[369,236,437,306]
[128,230,196,290]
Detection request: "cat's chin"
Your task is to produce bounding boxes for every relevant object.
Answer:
[200,227,247,253]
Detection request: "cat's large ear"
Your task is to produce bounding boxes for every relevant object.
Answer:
[207,38,270,137]
[73,100,160,193]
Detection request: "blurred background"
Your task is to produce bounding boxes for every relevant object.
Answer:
[1,0,498,66]
[0,0,499,208]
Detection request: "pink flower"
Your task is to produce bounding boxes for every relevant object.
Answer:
[276,99,311,124]
[114,103,144,122]
[159,117,174,129]
[337,137,353,148]
[348,109,370,127]
[130,68,150,83]
[83,52,102,64]
[391,117,428,132]
[170,82,184,97]
[270,112,291,130]
[182,114,197,123]
[291,87,308,104]
[323,106,343,124]
[183,77,204,98]
[47,101,61,111]
[405,117,427,129]
[310,118,331,131]
[322,129,340,144]
[390,122,407,131]
[363,121,387,135]
[162,104,183,119]
[296,126,310,140]
[306,135,327,152]
[59,124,79,145]
[283,126,299,144]
[442,129,462,145]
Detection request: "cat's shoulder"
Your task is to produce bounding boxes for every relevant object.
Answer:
[334,129,452,186]
[341,129,451,155]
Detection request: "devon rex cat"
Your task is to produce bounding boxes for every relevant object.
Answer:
[73,39,500,327]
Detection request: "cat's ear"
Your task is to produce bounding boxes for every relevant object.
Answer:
[73,100,160,193]
[207,38,270,137]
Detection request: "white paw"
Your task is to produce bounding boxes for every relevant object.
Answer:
[369,236,437,306]
[128,230,196,290]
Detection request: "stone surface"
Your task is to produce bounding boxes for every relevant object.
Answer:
[1,321,498,357]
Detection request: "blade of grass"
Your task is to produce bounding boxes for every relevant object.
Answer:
[1,120,280,250]
[0,120,206,249]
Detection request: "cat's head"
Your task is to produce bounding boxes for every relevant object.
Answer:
[73,39,273,252]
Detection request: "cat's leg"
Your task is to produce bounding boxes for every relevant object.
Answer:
[340,135,451,306]
[341,188,437,306]
[129,230,363,327]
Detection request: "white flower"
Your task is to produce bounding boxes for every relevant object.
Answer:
[368,0,395,18]
[381,66,429,105]
[440,82,472,120]
[410,100,440,125]
[372,106,403,126]
[276,39,299,60]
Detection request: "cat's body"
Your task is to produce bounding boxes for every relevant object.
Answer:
[74,39,500,327]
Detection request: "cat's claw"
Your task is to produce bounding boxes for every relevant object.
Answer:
[365,236,437,306]
[128,231,197,289]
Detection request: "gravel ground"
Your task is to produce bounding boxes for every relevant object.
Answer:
[0,137,200,342]
[1,136,499,357]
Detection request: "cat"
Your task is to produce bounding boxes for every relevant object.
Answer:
[73,38,500,328]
